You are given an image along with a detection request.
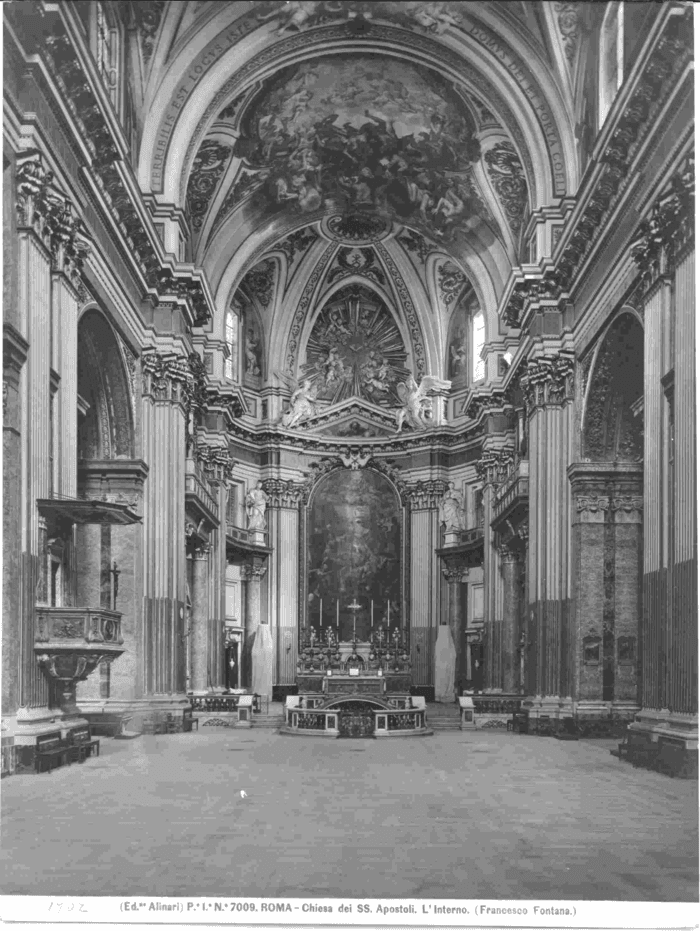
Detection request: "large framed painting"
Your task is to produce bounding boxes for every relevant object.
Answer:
[306,468,403,643]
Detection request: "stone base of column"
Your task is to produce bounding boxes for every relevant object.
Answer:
[434,626,456,703]
[252,625,273,701]
[628,708,698,750]
[624,710,698,778]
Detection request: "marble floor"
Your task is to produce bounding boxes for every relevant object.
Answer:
[0,726,697,901]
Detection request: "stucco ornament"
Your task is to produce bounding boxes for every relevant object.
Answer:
[395,375,451,432]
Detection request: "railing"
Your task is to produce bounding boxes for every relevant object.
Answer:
[472,696,522,716]
[35,606,123,645]
[493,460,529,523]
[226,520,269,547]
[375,709,426,733]
[458,526,485,547]
[185,459,219,521]
[287,709,338,732]
[189,693,262,713]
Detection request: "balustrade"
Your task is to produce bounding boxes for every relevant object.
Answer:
[185,457,219,522]
[493,460,529,525]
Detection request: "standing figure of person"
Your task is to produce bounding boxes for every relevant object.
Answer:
[246,481,269,531]
[438,481,466,532]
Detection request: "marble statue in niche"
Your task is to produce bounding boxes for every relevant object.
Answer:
[439,481,466,532]
[246,481,269,530]
[245,325,261,377]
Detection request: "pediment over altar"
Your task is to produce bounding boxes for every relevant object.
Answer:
[291,398,399,438]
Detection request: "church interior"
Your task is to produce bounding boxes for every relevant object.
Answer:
[2,0,697,903]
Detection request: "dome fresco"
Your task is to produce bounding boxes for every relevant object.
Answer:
[234,55,488,242]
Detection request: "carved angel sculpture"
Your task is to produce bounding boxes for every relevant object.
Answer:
[395,375,451,432]
[276,373,318,429]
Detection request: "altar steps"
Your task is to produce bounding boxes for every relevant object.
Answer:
[426,704,462,732]
[253,709,286,729]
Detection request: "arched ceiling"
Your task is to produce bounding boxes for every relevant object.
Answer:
[135,0,581,381]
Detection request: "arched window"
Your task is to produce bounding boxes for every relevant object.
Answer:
[225,308,239,382]
[472,310,486,383]
[599,1,624,128]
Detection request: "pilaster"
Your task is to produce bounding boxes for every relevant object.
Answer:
[263,480,304,688]
[244,557,271,700]
[521,349,575,711]
[190,542,211,693]
[141,349,191,697]
[406,482,444,688]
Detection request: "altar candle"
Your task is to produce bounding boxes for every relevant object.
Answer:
[353,617,356,640]
[320,598,322,626]
[371,600,373,627]
[387,600,390,624]
[337,600,340,628]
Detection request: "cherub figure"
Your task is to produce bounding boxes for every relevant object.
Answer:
[395,374,451,432]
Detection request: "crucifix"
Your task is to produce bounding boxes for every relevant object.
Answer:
[347,598,362,642]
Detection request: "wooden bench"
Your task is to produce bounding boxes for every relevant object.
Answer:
[35,732,69,774]
[67,726,100,763]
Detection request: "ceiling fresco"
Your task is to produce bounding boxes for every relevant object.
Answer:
[233,55,490,244]
[301,285,409,408]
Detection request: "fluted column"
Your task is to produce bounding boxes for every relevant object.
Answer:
[15,158,54,716]
[264,480,304,689]
[51,267,79,498]
[407,483,444,690]
[477,449,511,693]
[245,557,271,700]
[190,542,211,692]
[438,558,464,701]
[500,546,522,694]
[3,326,29,720]
[141,350,190,696]
[521,350,575,709]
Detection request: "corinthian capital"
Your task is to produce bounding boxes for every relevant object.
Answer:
[406,480,447,511]
[520,351,575,411]
[141,349,193,405]
[262,479,305,509]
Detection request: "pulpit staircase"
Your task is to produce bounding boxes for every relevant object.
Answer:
[426,703,462,732]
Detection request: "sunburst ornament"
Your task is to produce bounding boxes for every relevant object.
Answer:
[303,287,409,408]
